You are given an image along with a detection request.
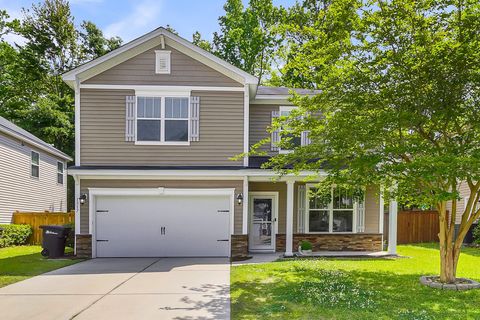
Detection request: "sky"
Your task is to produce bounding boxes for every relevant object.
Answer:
[1,0,294,45]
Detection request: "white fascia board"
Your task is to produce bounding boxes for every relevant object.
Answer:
[88,187,235,196]
[63,27,258,87]
[0,127,72,161]
[67,168,326,180]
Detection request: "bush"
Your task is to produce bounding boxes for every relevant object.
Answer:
[0,224,32,247]
[300,240,313,251]
[473,224,480,245]
[63,222,75,248]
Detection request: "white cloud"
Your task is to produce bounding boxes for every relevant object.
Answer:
[103,0,164,42]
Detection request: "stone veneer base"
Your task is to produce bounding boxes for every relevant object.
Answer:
[231,234,249,258]
[75,234,92,258]
[276,233,383,252]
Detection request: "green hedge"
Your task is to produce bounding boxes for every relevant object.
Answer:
[0,224,32,248]
[473,224,480,245]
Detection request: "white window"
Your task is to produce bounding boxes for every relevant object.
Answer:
[155,50,171,74]
[278,106,301,154]
[31,151,39,178]
[135,96,189,145]
[57,162,64,184]
[306,186,364,233]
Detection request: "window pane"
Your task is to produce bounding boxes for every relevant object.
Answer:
[333,187,353,209]
[57,173,63,184]
[137,120,161,141]
[309,210,329,232]
[165,120,188,141]
[57,162,63,173]
[165,98,188,118]
[309,188,329,209]
[31,165,39,178]
[137,97,145,117]
[145,97,154,118]
[31,152,39,165]
[333,210,353,232]
[153,97,161,118]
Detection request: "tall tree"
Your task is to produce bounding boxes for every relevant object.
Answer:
[193,0,285,83]
[265,0,480,283]
[79,21,122,61]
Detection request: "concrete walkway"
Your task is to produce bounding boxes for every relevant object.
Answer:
[0,258,230,320]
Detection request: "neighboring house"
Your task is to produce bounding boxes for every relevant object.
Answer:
[63,27,398,259]
[446,182,479,242]
[0,116,72,224]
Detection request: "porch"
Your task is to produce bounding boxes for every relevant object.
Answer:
[234,178,398,258]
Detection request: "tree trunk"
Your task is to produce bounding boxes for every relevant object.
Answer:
[439,242,456,283]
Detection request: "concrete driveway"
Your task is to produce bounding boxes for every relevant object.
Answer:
[0,258,230,320]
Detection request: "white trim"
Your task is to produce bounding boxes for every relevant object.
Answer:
[388,197,398,255]
[73,175,80,254]
[154,50,171,74]
[30,150,40,178]
[79,84,245,92]
[243,84,249,167]
[379,186,385,234]
[88,187,236,258]
[248,191,279,252]
[242,177,249,234]
[56,161,64,185]
[62,27,258,85]
[74,77,80,165]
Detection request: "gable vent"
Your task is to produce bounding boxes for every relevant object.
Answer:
[155,50,171,74]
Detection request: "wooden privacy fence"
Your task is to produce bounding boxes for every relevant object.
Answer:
[13,211,75,245]
[384,210,440,244]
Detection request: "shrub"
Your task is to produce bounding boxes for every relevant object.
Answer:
[300,240,313,251]
[473,224,480,245]
[0,224,32,247]
[63,222,75,248]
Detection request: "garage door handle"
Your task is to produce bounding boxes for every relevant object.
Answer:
[96,210,109,213]
[217,239,229,242]
[97,239,109,242]
[217,210,230,213]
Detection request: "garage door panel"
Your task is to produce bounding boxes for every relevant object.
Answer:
[95,193,231,258]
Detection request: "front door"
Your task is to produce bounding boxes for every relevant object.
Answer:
[249,194,277,252]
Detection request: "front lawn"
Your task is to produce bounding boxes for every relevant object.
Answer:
[0,246,82,288]
[231,244,480,319]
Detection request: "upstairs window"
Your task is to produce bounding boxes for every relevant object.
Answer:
[31,151,39,178]
[57,162,64,184]
[155,50,171,74]
[136,96,189,144]
[279,106,301,153]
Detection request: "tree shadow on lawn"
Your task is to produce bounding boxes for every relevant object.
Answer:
[231,266,480,320]
[405,242,480,258]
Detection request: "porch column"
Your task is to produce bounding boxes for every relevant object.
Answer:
[242,177,249,234]
[388,197,398,255]
[285,180,295,257]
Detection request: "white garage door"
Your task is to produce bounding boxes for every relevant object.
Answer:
[95,194,231,257]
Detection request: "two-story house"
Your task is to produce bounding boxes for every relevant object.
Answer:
[0,116,71,223]
[64,27,398,258]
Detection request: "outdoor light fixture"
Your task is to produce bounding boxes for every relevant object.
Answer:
[236,193,243,205]
[79,194,87,205]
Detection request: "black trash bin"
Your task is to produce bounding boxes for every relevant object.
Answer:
[39,225,71,258]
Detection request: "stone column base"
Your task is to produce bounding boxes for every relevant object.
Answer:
[231,234,248,258]
[75,234,92,258]
[276,233,383,252]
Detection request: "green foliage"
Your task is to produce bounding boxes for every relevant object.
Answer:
[79,21,122,61]
[63,222,74,248]
[473,224,480,245]
[192,0,285,83]
[300,240,312,250]
[0,224,32,248]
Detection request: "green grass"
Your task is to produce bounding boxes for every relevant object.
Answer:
[0,246,83,288]
[231,244,480,320]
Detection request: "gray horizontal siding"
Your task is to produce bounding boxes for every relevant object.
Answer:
[84,44,242,87]
[80,89,245,166]
[249,104,278,155]
[0,132,67,223]
[79,179,243,234]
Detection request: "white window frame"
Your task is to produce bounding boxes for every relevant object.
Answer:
[305,184,361,234]
[134,95,190,146]
[278,106,300,154]
[155,50,171,74]
[57,161,64,185]
[31,150,40,179]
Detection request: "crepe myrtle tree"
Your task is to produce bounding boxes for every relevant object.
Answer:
[257,0,480,284]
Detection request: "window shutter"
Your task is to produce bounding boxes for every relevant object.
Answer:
[125,96,136,142]
[301,130,311,146]
[356,200,365,233]
[271,110,280,151]
[190,96,200,142]
[297,185,306,233]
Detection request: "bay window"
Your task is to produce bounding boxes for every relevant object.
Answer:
[136,96,189,144]
[306,186,364,233]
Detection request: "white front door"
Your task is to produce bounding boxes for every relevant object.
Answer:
[95,194,231,257]
[248,193,278,252]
